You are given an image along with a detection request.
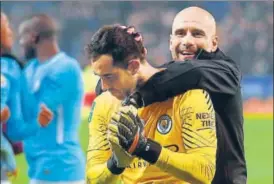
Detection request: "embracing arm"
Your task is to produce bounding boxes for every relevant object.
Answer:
[135,49,241,107]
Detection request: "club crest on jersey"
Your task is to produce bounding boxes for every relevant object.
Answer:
[157,115,172,134]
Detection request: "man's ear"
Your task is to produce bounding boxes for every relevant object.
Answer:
[169,34,173,52]
[128,59,140,75]
[212,35,218,52]
[31,31,39,44]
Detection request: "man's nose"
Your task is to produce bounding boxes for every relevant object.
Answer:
[181,31,194,49]
[101,79,110,91]
[19,38,24,46]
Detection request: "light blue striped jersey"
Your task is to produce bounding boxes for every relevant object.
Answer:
[21,52,85,181]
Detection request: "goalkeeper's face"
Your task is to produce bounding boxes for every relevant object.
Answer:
[92,55,138,100]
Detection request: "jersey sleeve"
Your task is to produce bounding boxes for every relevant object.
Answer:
[4,76,40,142]
[155,89,217,184]
[86,94,122,184]
[180,90,217,150]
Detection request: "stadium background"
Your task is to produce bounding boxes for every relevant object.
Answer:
[1,1,273,184]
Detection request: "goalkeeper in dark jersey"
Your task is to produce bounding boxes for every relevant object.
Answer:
[94,6,246,184]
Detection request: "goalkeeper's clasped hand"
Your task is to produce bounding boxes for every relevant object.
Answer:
[107,102,162,175]
[106,106,135,174]
[109,105,147,156]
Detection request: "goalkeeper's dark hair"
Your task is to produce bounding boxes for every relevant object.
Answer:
[86,25,146,68]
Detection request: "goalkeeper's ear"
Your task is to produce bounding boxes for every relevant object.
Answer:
[128,59,140,75]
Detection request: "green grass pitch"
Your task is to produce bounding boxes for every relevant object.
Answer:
[12,118,273,184]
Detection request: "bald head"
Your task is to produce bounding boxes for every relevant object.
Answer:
[19,14,58,42]
[18,14,60,60]
[169,6,218,61]
[172,6,216,36]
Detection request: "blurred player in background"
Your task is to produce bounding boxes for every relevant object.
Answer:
[86,25,217,184]
[1,12,53,184]
[18,14,85,184]
[1,83,15,184]
[1,104,16,184]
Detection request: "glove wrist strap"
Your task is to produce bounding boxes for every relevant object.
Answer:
[107,155,126,175]
[135,138,162,164]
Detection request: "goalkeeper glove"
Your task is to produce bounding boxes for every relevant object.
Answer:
[110,100,162,164]
[107,120,134,175]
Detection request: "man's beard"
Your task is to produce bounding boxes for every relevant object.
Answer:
[174,46,204,61]
[24,47,37,61]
